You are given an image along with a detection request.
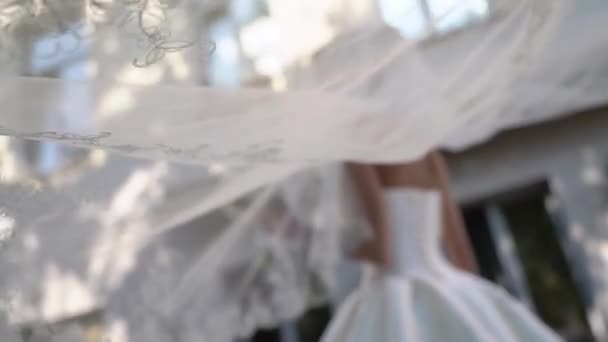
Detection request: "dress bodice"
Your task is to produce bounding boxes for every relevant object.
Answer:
[383,189,447,275]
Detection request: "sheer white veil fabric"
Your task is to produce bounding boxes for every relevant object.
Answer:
[0,0,576,340]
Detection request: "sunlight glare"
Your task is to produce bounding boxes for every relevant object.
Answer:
[99,87,135,119]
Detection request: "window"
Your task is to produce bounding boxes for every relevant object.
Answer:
[463,182,593,340]
[378,0,489,39]
[25,31,92,177]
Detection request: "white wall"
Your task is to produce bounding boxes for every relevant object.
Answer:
[447,108,608,339]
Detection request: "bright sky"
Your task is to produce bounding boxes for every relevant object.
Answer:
[379,0,488,38]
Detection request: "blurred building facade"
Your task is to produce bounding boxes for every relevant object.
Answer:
[449,106,608,342]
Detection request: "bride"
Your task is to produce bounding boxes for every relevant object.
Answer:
[323,152,561,342]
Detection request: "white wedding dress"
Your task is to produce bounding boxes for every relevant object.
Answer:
[322,189,561,342]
